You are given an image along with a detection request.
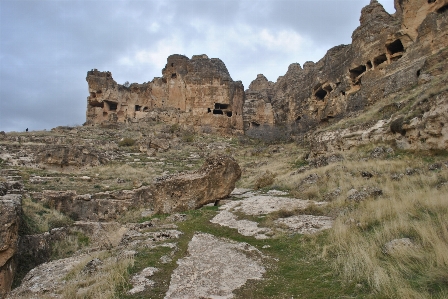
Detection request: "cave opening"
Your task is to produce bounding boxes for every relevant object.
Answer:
[135,105,142,111]
[387,39,405,55]
[428,0,436,3]
[105,101,117,111]
[251,122,260,127]
[171,63,174,67]
[226,111,233,117]
[349,65,366,84]
[366,61,373,70]
[417,70,421,77]
[90,92,96,98]
[90,101,104,108]
[214,103,229,110]
[143,107,149,112]
[374,54,388,67]
[213,109,223,115]
[315,88,327,100]
[438,4,448,13]
[207,108,211,113]
[171,73,177,79]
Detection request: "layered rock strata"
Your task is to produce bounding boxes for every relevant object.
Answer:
[32,155,241,221]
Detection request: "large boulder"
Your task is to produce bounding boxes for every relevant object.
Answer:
[150,154,241,214]
[0,194,22,298]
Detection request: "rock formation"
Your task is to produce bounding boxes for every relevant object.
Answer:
[0,195,21,298]
[32,155,241,221]
[151,154,241,213]
[86,54,245,134]
[244,0,448,149]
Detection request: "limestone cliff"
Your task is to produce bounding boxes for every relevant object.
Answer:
[244,0,448,149]
[86,54,244,135]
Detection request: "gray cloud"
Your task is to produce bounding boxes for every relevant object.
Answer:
[0,0,395,132]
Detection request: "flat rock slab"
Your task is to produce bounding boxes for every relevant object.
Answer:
[211,210,271,239]
[165,232,265,299]
[230,195,323,216]
[274,215,333,234]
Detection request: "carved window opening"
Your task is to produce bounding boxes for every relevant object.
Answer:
[315,88,327,100]
[135,105,142,111]
[171,73,177,79]
[207,108,211,113]
[251,122,260,127]
[171,63,174,67]
[438,4,448,13]
[214,103,229,110]
[417,70,421,77]
[366,60,373,70]
[226,111,232,117]
[374,54,388,67]
[90,101,104,108]
[386,39,405,62]
[349,65,366,84]
[105,101,117,111]
[213,109,223,115]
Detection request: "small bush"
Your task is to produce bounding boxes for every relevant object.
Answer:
[118,138,136,147]
[255,171,276,190]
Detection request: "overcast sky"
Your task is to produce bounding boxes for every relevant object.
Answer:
[0,0,395,132]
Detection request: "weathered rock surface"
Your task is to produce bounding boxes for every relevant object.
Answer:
[86,54,245,134]
[0,194,22,299]
[151,154,241,214]
[35,145,108,168]
[165,232,265,299]
[274,215,333,234]
[243,0,448,151]
[31,155,241,220]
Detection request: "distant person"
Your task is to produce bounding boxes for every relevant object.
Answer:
[26,128,28,132]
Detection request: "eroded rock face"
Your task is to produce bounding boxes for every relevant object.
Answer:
[243,0,448,149]
[35,145,108,168]
[0,194,22,299]
[86,54,245,135]
[32,155,241,220]
[150,154,241,214]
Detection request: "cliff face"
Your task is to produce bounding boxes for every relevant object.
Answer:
[86,54,244,134]
[244,0,448,147]
[85,0,448,149]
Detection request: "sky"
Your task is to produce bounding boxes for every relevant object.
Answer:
[0,0,395,132]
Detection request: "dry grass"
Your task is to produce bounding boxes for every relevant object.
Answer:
[323,158,448,298]
[21,196,73,234]
[61,251,134,299]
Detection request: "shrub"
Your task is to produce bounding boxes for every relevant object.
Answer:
[255,171,276,190]
[118,137,136,147]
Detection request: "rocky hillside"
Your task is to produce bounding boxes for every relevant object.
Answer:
[1,1,448,298]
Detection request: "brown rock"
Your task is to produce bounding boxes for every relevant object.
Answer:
[85,54,245,135]
[35,146,108,168]
[0,194,22,298]
[150,154,241,214]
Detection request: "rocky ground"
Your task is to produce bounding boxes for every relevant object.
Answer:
[1,123,448,299]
